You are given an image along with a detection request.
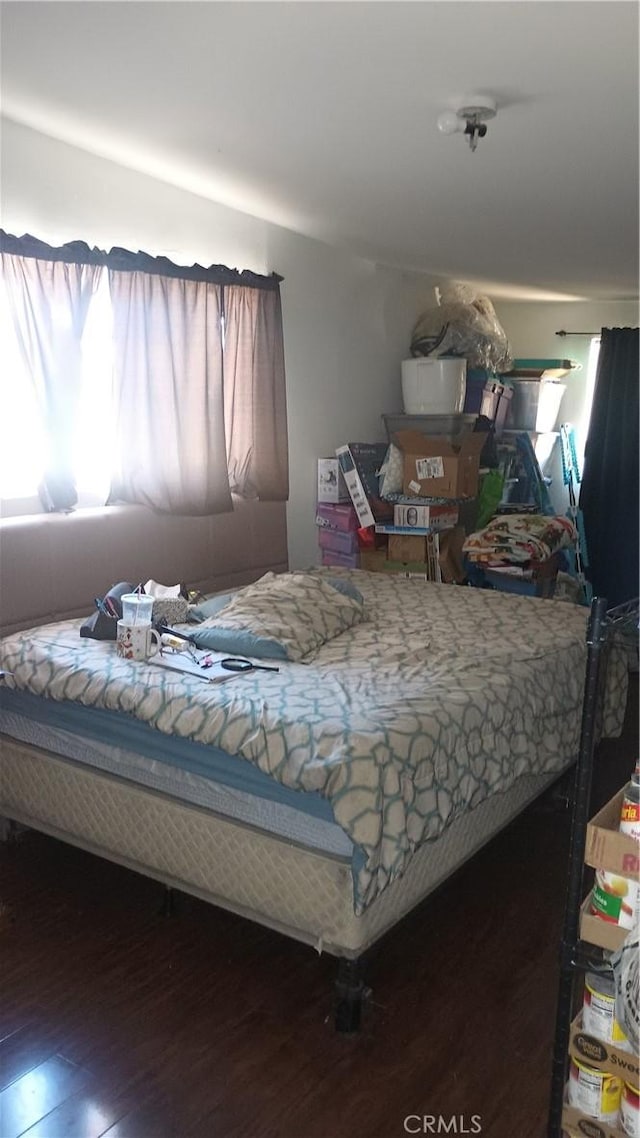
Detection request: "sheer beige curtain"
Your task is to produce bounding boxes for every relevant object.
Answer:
[223,284,289,500]
[1,251,102,510]
[108,270,232,515]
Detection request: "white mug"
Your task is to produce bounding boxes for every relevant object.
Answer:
[116,620,161,662]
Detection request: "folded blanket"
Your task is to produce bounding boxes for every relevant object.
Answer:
[463,513,576,565]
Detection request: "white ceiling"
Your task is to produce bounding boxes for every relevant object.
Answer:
[1,1,638,301]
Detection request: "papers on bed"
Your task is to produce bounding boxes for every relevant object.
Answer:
[150,648,239,684]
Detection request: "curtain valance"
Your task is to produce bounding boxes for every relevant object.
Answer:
[0,230,283,290]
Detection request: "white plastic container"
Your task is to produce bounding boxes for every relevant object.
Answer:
[401,358,467,415]
[121,593,154,626]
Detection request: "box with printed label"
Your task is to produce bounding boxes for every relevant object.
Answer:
[315,502,360,533]
[393,430,485,499]
[579,893,628,953]
[561,1104,627,1138]
[318,527,360,556]
[335,443,392,527]
[317,458,350,503]
[393,503,459,530]
[320,549,359,569]
[585,790,640,879]
[569,1014,639,1084]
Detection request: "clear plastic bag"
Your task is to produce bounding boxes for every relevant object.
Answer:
[611,923,639,1055]
[411,282,512,373]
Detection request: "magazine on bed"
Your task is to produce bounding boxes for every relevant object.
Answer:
[150,649,238,684]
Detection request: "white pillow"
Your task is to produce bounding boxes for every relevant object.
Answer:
[190,572,365,662]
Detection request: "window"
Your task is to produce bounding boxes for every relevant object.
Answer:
[0,232,288,518]
[576,336,601,470]
[0,272,115,515]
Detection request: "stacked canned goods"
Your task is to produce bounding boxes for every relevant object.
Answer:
[568,1057,623,1124]
[571,764,640,1132]
[621,1081,640,1137]
[583,969,633,1052]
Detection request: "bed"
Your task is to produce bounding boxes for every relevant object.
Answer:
[0,568,628,1029]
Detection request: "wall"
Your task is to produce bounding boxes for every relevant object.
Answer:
[4,118,637,560]
[494,299,638,511]
[1,118,438,568]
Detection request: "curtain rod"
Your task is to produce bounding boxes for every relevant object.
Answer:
[556,330,599,337]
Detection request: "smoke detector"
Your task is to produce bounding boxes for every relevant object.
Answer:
[437,95,498,152]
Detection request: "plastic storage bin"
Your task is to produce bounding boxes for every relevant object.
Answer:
[463,370,513,434]
[505,380,566,432]
[401,358,467,415]
[382,412,477,442]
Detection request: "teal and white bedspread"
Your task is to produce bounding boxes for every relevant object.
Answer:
[0,571,627,914]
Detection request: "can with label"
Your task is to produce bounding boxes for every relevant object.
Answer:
[621,1082,640,1138]
[583,971,632,1051]
[591,870,640,929]
[568,1058,622,1124]
[620,761,640,842]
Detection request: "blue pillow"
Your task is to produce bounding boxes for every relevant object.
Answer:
[189,591,239,623]
[188,626,288,660]
[325,577,363,605]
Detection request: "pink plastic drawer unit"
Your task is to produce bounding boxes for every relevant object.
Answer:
[320,549,360,569]
[315,503,360,533]
[318,527,360,556]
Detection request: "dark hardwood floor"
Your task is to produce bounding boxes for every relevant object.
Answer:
[1,677,637,1138]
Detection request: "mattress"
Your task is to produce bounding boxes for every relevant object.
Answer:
[0,732,566,955]
[0,570,628,914]
[0,709,353,858]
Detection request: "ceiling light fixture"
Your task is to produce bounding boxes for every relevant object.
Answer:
[437,95,497,153]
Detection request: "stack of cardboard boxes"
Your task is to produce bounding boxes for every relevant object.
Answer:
[316,459,361,569]
[316,430,484,582]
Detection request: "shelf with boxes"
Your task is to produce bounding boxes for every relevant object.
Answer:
[561,787,640,1137]
[548,599,640,1138]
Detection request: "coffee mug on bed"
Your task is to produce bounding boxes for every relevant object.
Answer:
[116,620,161,662]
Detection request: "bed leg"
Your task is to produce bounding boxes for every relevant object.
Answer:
[0,817,20,845]
[334,957,365,1034]
[158,885,175,918]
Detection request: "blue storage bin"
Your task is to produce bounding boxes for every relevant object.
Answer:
[463,369,495,414]
[464,371,513,434]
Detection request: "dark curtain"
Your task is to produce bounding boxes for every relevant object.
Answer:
[580,327,639,606]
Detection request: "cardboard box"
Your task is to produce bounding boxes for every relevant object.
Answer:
[585,790,640,879]
[579,893,628,953]
[393,503,459,530]
[569,1014,639,1084]
[388,534,427,563]
[315,502,359,533]
[318,527,360,556]
[320,549,359,569]
[359,549,389,573]
[335,443,392,528]
[387,533,441,582]
[438,526,466,584]
[562,1105,626,1138]
[393,430,485,499]
[317,458,350,503]
[384,561,441,581]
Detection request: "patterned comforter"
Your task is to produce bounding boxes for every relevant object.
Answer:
[0,571,627,913]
